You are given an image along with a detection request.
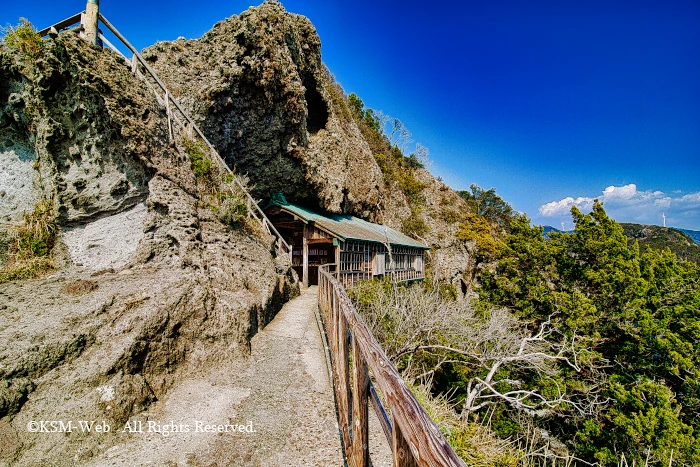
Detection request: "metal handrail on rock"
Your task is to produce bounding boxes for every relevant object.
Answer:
[39,12,292,259]
[318,264,466,467]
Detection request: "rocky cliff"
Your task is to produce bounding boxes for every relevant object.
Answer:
[0,2,476,463]
[142,1,469,252]
[142,3,383,218]
[0,23,297,466]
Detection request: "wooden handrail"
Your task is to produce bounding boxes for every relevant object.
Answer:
[40,11,291,258]
[38,12,83,37]
[101,14,290,257]
[318,264,465,467]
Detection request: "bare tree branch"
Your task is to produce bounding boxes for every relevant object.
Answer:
[349,281,609,425]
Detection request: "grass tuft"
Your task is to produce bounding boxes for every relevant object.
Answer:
[212,174,250,228]
[0,199,58,283]
[183,137,216,183]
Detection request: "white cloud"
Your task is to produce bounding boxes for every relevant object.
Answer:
[679,192,700,204]
[538,196,594,217]
[602,183,637,200]
[539,197,575,216]
[654,197,672,208]
[538,184,700,230]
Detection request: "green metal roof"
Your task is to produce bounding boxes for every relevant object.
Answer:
[266,195,429,250]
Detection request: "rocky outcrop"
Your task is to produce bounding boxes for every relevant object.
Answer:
[142,2,470,249]
[143,2,384,218]
[1,23,298,466]
[0,2,476,462]
[0,33,160,225]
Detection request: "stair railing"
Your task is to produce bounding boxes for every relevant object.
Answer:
[39,13,292,259]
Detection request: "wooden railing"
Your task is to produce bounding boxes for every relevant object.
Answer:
[318,264,466,467]
[335,269,424,289]
[38,13,291,259]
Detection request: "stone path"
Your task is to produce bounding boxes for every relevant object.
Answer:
[210,286,345,466]
[88,286,344,466]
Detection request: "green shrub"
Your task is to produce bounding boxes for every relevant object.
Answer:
[397,167,428,204]
[373,153,391,178]
[401,207,429,238]
[438,208,461,224]
[183,137,215,182]
[337,88,431,237]
[0,18,43,60]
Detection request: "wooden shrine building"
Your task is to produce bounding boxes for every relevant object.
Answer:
[264,194,429,287]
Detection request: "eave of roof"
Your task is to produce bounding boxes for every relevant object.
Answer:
[268,202,429,250]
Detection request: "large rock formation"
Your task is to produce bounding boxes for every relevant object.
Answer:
[143,2,384,218]
[0,2,476,463]
[0,23,297,466]
[143,2,470,252]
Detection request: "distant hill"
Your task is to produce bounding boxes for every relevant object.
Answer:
[620,223,700,263]
[678,228,700,245]
[542,225,570,239]
[542,224,700,263]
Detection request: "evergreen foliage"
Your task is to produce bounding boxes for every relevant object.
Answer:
[352,198,700,464]
[342,90,430,237]
[479,200,700,465]
[621,222,700,263]
[459,184,515,234]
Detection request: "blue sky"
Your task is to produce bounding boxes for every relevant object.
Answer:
[4,1,700,229]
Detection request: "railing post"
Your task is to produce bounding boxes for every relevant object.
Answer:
[317,265,466,467]
[351,334,369,467]
[164,90,173,140]
[392,416,418,467]
[82,0,99,45]
[336,297,351,453]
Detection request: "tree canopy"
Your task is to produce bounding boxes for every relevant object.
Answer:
[479,200,700,465]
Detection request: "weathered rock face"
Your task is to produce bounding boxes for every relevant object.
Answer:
[0,139,37,224]
[0,24,298,466]
[0,33,160,225]
[142,2,473,250]
[0,57,38,223]
[143,2,383,218]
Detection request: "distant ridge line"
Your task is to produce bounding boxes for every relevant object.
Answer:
[542,224,700,245]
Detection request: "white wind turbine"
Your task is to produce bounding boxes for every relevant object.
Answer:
[662,213,666,228]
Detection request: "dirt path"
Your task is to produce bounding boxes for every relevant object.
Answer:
[86,286,344,466]
[209,285,345,466]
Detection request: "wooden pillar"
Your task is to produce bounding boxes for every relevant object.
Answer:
[82,0,99,45]
[392,415,418,467]
[351,336,369,467]
[302,225,308,288]
[337,310,351,452]
[335,245,341,279]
